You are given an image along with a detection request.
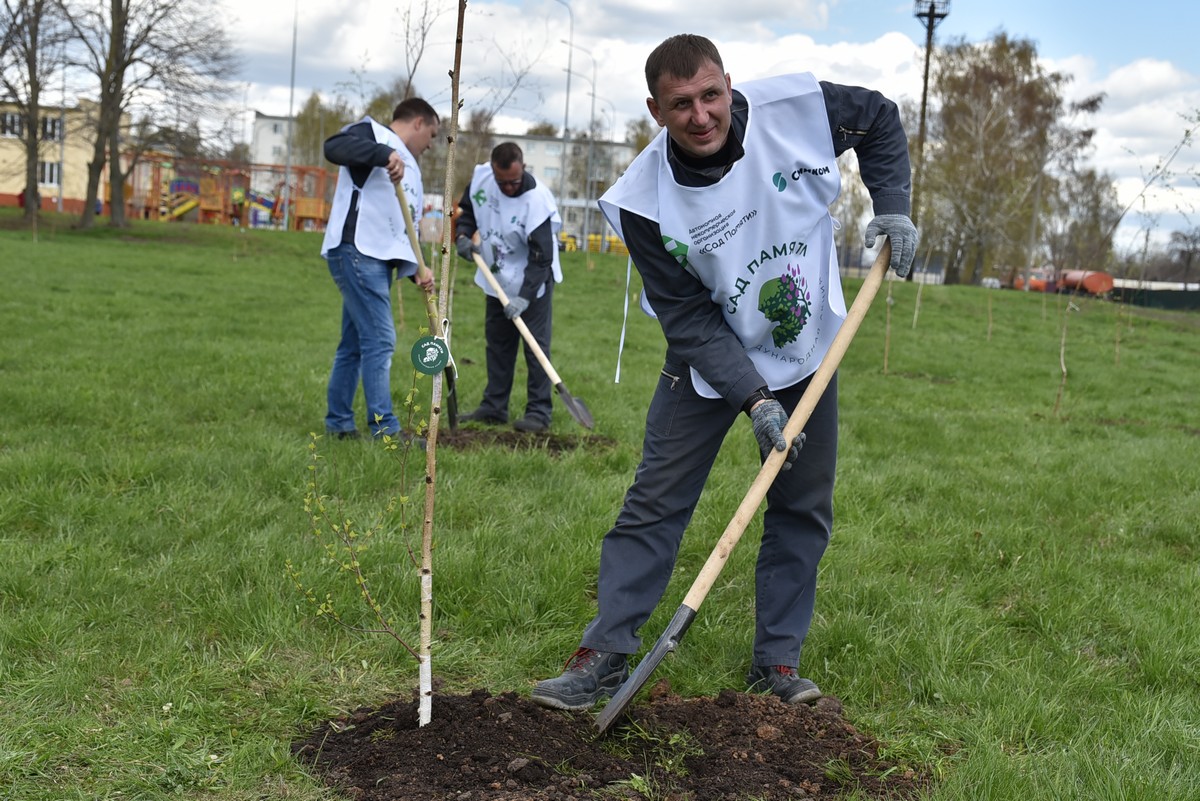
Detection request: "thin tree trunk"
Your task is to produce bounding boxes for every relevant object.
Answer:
[415,0,468,729]
[911,240,934,330]
[108,125,129,226]
[20,4,43,229]
[1053,301,1077,418]
[80,151,105,229]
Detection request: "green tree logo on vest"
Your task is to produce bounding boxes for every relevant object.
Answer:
[661,235,690,269]
[473,188,487,206]
[759,263,812,347]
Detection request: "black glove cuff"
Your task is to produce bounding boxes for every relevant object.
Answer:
[741,387,776,416]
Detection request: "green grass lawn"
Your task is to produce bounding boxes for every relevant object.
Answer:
[1,209,1198,799]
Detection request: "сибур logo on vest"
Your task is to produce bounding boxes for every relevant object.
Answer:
[771,164,833,191]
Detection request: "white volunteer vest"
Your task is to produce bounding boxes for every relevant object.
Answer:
[321,117,422,263]
[467,164,563,299]
[599,73,847,398]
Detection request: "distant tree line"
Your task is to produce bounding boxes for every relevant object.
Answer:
[914,32,1198,285]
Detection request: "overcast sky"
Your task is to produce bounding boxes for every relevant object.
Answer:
[223,0,1200,251]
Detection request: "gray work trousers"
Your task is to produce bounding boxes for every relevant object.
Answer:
[475,283,554,424]
[580,361,837,669]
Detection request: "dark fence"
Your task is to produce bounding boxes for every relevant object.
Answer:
[1113,288,1200,311]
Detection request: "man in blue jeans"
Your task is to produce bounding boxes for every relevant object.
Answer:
[321,98,439,439]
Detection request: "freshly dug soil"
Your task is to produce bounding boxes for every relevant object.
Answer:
[293,681,930,800]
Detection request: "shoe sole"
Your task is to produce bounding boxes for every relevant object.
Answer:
[783,686,822,704]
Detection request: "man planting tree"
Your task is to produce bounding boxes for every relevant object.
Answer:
[321,98,439,441]
[531,34,918,711]
[453,142,564,434]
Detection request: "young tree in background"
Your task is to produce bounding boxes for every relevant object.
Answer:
[1042,166,1121,278]
[625,116,655,154]
[924,33,1072,284]
[830,153,872,270]
[1167,228,1200,286]
[293,90,355,167]
[525,121,557,137]
[398,0,442,102]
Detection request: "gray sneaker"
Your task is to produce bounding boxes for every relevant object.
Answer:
[746,664,822,704]
[531,648,628,711]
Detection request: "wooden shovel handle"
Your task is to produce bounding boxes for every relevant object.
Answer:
[396,185,444,339]
[471,250,566,387]
[680,241,892,611]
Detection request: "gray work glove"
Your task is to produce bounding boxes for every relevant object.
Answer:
[864,214,919,278]
[749,399,805,471]
[503,296,529,320]
[455,234,480,262]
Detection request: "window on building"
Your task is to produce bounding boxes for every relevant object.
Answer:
[40,116,63,142]
[545,142,561,156]
[1,112,23,138]
[37,160,61,186]
[271,145,283,159]
[543,166,560,182]
[272,123,282,134]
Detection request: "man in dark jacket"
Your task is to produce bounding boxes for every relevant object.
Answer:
[454,142,563,433]
[532,34,918,711]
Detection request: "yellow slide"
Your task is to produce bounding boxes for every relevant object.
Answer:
[167,192,198,219]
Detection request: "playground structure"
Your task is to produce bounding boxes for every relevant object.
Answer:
[125,153,334,230]
[557,231,628,254]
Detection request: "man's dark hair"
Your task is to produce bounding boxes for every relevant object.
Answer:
[393,97,440,126]
[645,34,725,101]
[491,141,524,169]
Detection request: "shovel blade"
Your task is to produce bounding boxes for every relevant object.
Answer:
[555,382,594,430]
[595,604,696,734]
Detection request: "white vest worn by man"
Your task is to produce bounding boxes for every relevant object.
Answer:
[599,73,848,398]
[466,163,563,300]
[321,117,423,263]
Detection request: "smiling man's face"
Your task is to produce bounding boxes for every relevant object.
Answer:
[647,59,733,159]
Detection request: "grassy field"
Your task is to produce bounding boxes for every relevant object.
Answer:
[1,209,1197,800]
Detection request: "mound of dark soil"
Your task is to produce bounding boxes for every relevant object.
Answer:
[293,682,929,800]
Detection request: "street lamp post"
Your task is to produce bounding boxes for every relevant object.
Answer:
[594,95,616,143]
[553,0,573,215]
[912,0,949,233]
[283,0,298,232]
[562,41,596,250]
[592,95,617,232]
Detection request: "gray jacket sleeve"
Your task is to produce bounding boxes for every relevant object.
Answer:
[520,219,555,301]
[620,208,766,410]
[324,120,395,188]
[820,81,912,216]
